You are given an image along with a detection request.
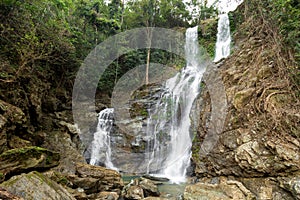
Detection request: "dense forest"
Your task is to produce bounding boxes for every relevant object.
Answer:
[1,0,299,95]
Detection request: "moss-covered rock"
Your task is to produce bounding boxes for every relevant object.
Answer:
[0,171,75,200]
[0,146,60,180]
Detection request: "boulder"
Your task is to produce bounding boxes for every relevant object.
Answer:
[42,129,85,174]
[124,185,144,200]
[0,146,60,180]
[139,178,160,197]
[0,171,75,200]
[74,163,123,194]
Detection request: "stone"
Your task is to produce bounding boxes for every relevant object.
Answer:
[124,185,144,200]
[0,146,60,180]
[139,178,160,197]
[240,177,294,200]
[233,88,255,110]
[59,121,81,136]
[67,174,99,194]
[96,191,119,200]
[278,176,300,199]
[0,187,24,200]
[42,130,85,174]
[183,178,255,200]
[8,135,32,149]
[142,175,169,182]
[75,163,123,194]
[0,171,75,200]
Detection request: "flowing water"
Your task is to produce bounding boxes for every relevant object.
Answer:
[214,0,244,62]
[214,13,231,62]
[89,108,117,170]
[146,26,206,183]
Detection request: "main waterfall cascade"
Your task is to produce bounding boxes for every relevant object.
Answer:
[145,26,206,183]
[89,108,117,171]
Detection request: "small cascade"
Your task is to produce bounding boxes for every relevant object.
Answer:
[89,108,117,171]
[146,26,206,183]
[213,0,244,62]
[214,13,231,62]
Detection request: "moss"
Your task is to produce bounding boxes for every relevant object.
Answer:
[0,146,60,177]
[0,146,46,156]
[57,177,68,185]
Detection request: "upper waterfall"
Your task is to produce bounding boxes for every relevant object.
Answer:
[213,0,243,62]
[214,13,231,62]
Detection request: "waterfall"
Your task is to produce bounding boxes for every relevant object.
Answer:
[146,26,206,183]
[214,13,231,62]
[89,108,117,170]
[213,0,243,62]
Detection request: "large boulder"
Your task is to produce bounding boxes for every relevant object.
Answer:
[68,163,123,195]
[0,171,75,200]
[0,146,59,181]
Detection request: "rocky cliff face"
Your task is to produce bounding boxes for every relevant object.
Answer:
[189,1,300,199]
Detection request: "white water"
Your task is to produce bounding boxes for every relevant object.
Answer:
[146,26,205,183]
[89,108,117,170]
[214,13,231,62]
[213,0,243,62]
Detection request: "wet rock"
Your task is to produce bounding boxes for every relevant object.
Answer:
[0,188,24,200]
[0,171,75,200]
[0,146,60,180]
[142,175,169,182]
[139,178,160,197]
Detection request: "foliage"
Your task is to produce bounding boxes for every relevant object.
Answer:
[0,0,77,84]
[269,0,300,63]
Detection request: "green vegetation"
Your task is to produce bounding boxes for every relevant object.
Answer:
[0,0,222,98]
[0,0,298,98]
